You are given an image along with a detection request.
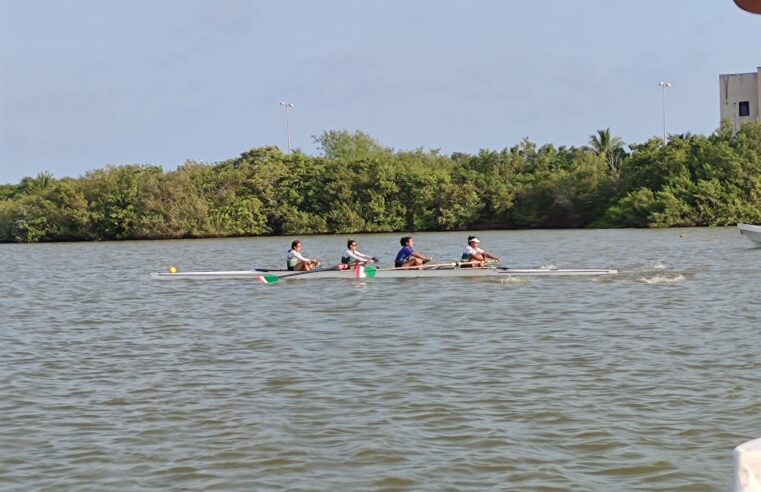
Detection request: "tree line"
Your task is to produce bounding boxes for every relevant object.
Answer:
[1,122,760,243]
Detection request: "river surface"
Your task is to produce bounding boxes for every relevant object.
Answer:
[2,227,760,491]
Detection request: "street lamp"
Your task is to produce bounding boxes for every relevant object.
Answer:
[658,81,671,145]
[279,101,295,153]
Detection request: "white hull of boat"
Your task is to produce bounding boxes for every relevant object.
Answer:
[150,266,618,281]
[738,223,761,245]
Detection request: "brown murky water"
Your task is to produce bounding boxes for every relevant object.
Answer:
[2,227,759,491]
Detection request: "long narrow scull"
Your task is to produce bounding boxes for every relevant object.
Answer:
[150,266,617,281]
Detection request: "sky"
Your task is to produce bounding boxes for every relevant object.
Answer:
[1,0,760,184]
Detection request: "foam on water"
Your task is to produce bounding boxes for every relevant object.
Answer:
[499,276,534,285]
[636,274,686,284]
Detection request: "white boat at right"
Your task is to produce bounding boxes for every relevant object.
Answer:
[737,223,761,245]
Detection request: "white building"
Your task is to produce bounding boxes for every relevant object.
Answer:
[720,67,760,131]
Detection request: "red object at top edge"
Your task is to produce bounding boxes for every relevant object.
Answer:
[735,0,761,14]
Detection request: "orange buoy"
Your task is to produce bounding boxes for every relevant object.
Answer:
[735,0,761,14]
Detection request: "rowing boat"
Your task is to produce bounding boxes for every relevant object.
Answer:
[737,223,761,246]
[150,266,618,281]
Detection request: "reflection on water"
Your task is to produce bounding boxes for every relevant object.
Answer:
[2,227,760,491]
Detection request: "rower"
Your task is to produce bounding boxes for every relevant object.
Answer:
[339,239,377,270]
[394,236,432,268]
[287,240,320,271]
[461,235,501,267]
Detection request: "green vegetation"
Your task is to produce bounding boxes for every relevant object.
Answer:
[2,123,761,242]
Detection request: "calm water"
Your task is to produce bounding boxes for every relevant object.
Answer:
[2,228,760,491]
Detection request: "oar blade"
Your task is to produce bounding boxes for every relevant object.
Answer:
[257,274,279,284]
[353,264,377,279]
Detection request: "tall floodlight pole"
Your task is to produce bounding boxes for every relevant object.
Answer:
[279,101,295,153]
[658,82,671,145]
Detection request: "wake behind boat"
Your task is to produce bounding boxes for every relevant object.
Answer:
[737,223,761,246]
[150,265,618,281]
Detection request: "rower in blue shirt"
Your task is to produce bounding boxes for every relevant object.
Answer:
[394,236,432,268]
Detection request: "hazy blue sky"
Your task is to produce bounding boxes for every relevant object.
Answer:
[1,0,760,184]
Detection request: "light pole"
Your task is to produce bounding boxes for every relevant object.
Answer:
[658,81,671,145]
[279,101,295,153]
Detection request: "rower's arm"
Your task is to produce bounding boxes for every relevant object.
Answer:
[484,251,501,261]
[292,251,310,262]
[356,251,375,262]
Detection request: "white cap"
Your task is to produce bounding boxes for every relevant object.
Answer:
[470,237,480,243]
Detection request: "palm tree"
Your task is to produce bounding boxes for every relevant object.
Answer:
[587,129,626,177]
[19,171,55,194]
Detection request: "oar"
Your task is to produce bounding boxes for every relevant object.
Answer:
[256,264,346,284]
[411,259,501,270]
[422,262,460,269]
[377,261,457,271]
[455,259,502,268]
[256,274,282,284]
[353,264,377,278]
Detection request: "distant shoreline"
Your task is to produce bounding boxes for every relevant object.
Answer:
[2,125,760,243]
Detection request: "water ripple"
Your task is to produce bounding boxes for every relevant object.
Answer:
[2,229,760,490]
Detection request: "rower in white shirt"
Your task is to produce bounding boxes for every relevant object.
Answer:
[460,235,501,267]
[287,240,320,271]
[339,239,377,270]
